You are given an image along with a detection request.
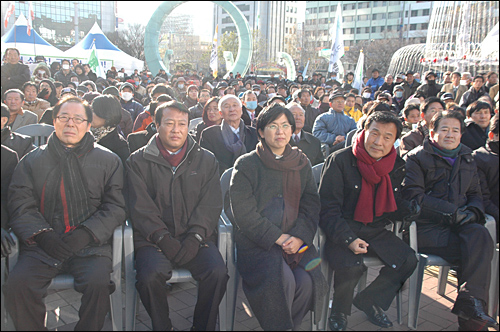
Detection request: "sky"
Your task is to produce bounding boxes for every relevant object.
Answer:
[117,1,306,41]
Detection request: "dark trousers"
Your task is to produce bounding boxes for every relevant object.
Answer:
[331,253,417,315]
[135,242,229,331]
[282,259,313,331]
[4,254,113,331]
[419,223,494,303]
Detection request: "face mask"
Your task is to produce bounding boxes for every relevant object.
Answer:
[38,70,46,76]
[62,64,70,70]
[254,90,260,96]
[121,92,133,101]
[178,84,184,89]
[268,93,276,99]
[134,81,140,86]
[363,92,371,98]
[460,80,468,85]
[245,101,257,110]
[395,91,403,98]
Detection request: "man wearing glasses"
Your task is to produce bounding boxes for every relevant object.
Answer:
[4,96,126,330]
[312,91,357,152]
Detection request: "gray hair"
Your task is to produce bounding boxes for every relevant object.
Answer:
[218,94,242,110]
[286,102,305,114]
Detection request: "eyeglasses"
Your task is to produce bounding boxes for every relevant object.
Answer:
[266,124,291,132]
[207,108,219,113]
[56,115,88,124]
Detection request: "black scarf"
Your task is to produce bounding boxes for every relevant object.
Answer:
[41,132,95,234]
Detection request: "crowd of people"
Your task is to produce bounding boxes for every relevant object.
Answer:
[1,46,499,331]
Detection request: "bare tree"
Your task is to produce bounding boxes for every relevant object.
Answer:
[106,24,145,61]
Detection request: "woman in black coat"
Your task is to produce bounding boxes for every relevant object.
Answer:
[194,97,221,143]
[230,104,326,331]
[91,95,130,164]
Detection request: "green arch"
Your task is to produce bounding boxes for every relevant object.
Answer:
[145,1,253,77]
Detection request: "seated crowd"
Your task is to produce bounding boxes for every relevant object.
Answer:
[1,47,499,331]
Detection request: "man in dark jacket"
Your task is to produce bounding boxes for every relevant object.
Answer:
[1,103,35,158]
[4,96,126,331]
[399,97,445,157]
[472,113,499,240]
[416,71,442,98]
[54,59,78,87]
[399,70,421,101]
[461,100,492,151]
[460,75,488,109]
[200,95,258,175]
[298,88,322,133]
[1,48,30,98]
[188,89,211,120]
[287,102,324,165]
[126,101,228,331]
[103,86,134,137]
[402,111,497,331]
[120,82,144,123]
[319,112,418,331]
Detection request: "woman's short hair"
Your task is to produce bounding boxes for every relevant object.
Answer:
[52,95,93,123]
[466,101,492,117]
[256,103,296,140]
[429,111,465,134]
[403,104,420,119]
[364,111,403,139]
[91,95,122,127]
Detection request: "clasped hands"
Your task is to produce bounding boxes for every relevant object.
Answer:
[276,234,304,255]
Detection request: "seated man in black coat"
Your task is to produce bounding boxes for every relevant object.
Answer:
[200,94,258,175]
[1,103,35,158]
[403,111,497,331]
[126,101,228,331]
[472,113,499,241]
[286,102,324,166]
[5,96,126,331]
[461,100,492,151]
[319,112,418,331]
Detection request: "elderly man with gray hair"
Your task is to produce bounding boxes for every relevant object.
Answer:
[287,102,324,166]
[200,94,259,175]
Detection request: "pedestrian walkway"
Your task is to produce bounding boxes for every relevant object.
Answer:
[41,266,496,331]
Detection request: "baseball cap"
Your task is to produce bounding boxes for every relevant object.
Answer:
[441,92,454,101]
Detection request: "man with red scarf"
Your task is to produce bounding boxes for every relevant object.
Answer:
[319,111,418,331]
[126,101,228,331]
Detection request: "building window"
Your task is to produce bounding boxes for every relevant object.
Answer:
[410,24,417,30]
[365,27,370,33]
[411,10,419,17]
[330,5,336,12]
[358,14,369,21]
[421,23,428,29]
[388,12,400,19]
[423,9,430,16]
[356,27,361,34]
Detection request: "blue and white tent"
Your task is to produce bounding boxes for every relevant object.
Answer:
[64,22,144,73]
[1,13,65,61]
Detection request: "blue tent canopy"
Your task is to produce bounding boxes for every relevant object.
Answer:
[1,24,51,45]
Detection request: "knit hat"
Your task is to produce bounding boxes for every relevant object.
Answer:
[120,82,135,92]
[102,86,120,97]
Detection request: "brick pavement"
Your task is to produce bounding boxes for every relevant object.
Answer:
[4,266,497,331]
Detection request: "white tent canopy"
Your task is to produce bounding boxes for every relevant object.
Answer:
[64,22,144,74]
[1,13,65,60]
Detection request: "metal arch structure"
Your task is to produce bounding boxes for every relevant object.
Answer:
[144,1,253,77]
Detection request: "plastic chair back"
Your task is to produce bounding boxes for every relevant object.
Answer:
[14,124,54,147]
[188,117,203,135]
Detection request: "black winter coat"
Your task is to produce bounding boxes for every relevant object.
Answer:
[200,124,258,175]
[230,150,326,330]
[1,145,18,229]
[126,134,222,249]
[472,141,499,226]
[402,139,484,248]
[97,128,130,165]
[8,141,126,268]
[302,104,322,134]
[1,127,35,159]
[289,130,324,166]
[461,120,488,151]
[1,62,30,95]
[319,146,413,269]
[459,86,488,108]
[127,122,156,153]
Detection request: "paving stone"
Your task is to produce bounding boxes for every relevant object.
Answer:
[45,310,66,329]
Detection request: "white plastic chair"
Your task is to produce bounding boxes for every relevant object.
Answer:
[188,117,203,135]
[407,215,498,329]
[14,124,54,147]
[4,225,124,331]
[312,162,404,331]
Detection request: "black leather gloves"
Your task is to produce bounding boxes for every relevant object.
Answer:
[173,234,201,266]
[35,231,73,262]
[61,228,93,254]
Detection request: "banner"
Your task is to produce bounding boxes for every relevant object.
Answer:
[210,25,218,78]
[27,1,34,36]
[302,60,310,79]
[328,5,344,73]
[87,39,106,79]
[352,50,364,92]
[4,1,15,28]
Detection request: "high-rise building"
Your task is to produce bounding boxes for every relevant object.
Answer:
[213,1,297,63]
[1,1,116,49]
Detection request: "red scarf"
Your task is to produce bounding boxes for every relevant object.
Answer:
[352,130,397,224]
[156,136,187,167]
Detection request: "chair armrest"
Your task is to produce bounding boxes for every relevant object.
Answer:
[409,221,418,253]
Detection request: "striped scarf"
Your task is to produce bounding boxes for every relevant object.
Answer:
[41,132,95,234]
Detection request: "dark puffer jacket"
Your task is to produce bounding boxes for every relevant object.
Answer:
[126,134,222,249]
[8,141,126,268]
[461,120,488,151]
[402,139,484,248]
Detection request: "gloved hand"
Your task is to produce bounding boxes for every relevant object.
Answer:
[1,228,16,258]
[403,199,421,222]
[157,235,182,261]
[35,231,73,262]
[173,234,200,266]
[454,206,479,226]
[61,228,93,254]
[37,88,49,99]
